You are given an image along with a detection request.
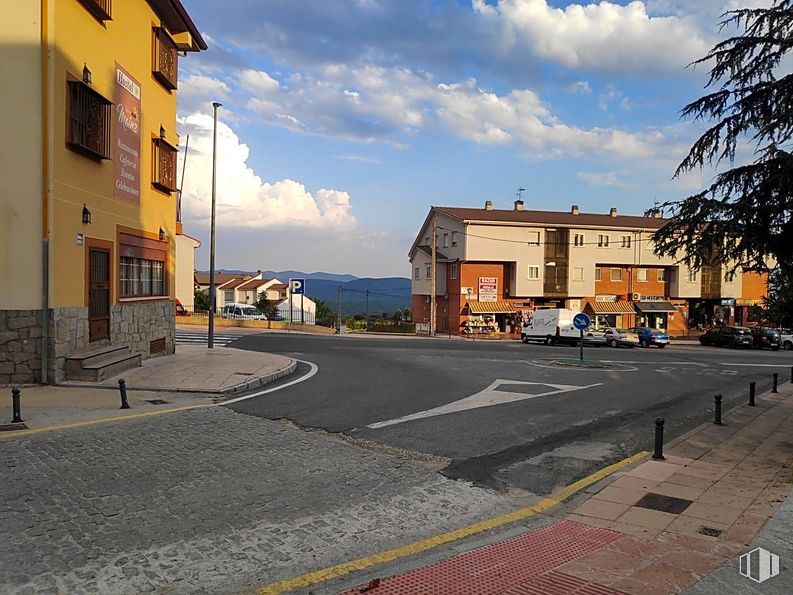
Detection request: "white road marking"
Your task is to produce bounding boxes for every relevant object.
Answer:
[525,361,638,372]
[720,370,739,375]
[366,380,602,429]
[221,359,319,406]
[719,363,791,368]
[599,361,708,366]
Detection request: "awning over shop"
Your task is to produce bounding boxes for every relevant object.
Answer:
[467,301,515,314]
[634,301,678,313]
[586,301,635,314]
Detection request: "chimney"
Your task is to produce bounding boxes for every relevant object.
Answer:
[571,205,580,215]
[484,200,494,210]
[609,207,618,217]
[514,199,524,211]
[653,210,663,219]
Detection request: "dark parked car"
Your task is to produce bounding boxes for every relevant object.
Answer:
[628,327,670,348]
[750,327,781,351]
[698,326,754,348]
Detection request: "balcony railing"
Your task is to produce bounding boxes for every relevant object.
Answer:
[78,0,112,21]
[67,81,112,160]
[152,27,178,90]
[152,138,178,193]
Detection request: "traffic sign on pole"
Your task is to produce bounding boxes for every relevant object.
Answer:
[572,312,591,361]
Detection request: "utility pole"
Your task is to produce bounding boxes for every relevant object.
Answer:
[336,286,343,334]
[365,289,369,331]
[208,102,221,348]
[431,220,437,336]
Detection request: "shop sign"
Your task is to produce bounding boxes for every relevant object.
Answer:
[595,295,617,302]
[478,277,498,302]
[113,64,141,204]
[643,295,665,302]
[721,298,736,306]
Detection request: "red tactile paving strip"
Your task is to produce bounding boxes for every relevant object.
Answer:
[343,521,627,595]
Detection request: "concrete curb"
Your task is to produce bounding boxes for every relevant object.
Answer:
[59,359,298,396]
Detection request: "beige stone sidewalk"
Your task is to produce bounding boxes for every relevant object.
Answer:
[92,345,296,394]
[561,384,793,593]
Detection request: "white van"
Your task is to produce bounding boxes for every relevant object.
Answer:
[521,308,589,346]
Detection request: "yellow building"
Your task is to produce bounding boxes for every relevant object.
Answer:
[0,0,206,384]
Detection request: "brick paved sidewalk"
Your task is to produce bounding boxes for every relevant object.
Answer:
[344,385,793,595]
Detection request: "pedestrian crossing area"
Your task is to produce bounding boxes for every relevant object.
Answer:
[175,332,240,347]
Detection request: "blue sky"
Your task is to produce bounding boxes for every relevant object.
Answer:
[176,0,765,277]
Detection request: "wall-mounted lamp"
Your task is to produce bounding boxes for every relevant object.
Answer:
[82,63,92,85]
[159,227,165,241]
[159,124,166,139]
[82,204,91,225]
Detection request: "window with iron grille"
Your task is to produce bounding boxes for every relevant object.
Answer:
[152,137,178,192]
[152,27,178,90]
[77,0,111,22]
[120,257,165,297]
[67,81,112,160]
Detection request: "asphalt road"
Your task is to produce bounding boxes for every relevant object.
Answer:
[216,331,793,495]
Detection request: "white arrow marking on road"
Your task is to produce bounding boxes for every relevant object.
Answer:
[366,380,602,429]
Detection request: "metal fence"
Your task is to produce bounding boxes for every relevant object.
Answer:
[178,305,316,325]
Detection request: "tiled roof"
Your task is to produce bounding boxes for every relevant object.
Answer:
[237,278,270,291]
[269,283,288,291]
[434,207,667,230]
[194,273,244,286]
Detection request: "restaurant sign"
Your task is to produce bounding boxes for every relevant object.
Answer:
[478,277,498,302]
[113,64,141,203]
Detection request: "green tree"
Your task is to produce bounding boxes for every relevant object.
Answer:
[763,268,793,327]
[194,289,209,311]
[313,299,336,327]
[255,294,277,319]
[653,1,793,271]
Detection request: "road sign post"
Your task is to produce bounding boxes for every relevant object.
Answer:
[572,312,591,362]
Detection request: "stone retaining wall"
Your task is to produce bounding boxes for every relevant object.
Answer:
[111,300,175,358]
[0,310,43,385]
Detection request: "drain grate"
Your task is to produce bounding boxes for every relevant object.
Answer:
[0,423,28,432]
[145,399,170,405]
[699,526,723,537]
[635,492,693,514]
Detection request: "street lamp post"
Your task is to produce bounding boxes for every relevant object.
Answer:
[208,102,221,348]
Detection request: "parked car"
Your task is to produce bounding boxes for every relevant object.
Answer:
[781,330,793,351]
[698,326,754,348]
[221,303,267,320]
[750,327,781,351]
[174,299,190,317]
[521,308,582,345]
[602,328,639,348]
[628,327,670,348]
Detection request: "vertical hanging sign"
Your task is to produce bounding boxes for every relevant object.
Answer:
[113,63,141,203]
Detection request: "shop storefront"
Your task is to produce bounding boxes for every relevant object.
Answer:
[585,300,636,330]
[634,301,678,331]
[463,301,516,335]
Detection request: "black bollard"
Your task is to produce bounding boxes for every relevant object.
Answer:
[11,387,23,423]
[749,382,756,407]
[118,378,130,409]
[714,394,723,425]
[652,417,665,460]
[772,373,778,394]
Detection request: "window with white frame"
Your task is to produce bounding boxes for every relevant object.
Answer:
[621,235,631,248]
[527,265,540,280]
[598,234,610,248]
[611,267,622,281]
[637,268,648,282]
[572,267,584,281]
[414,267,420,280]
[426,264,431,279]
[443,233,449,248]
[658,269,668,282]
[688,270,698,282]
[595,267,602,281]
[450,263,458,279]
[573,233,585,247]
[451,231,458,246]
[725,271,735,283]
[527,231,540,246]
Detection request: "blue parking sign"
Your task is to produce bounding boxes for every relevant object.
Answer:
[289,278,305,295]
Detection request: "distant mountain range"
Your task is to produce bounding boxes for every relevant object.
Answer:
[202,270,411,316]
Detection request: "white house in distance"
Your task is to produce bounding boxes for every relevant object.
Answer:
[175,234,201,309]
[276,294,316,324]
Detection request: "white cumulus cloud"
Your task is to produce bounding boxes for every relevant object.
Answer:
[177,112,356,229]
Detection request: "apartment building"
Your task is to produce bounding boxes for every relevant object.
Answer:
[0,0,206,384]
[409,201,768,337]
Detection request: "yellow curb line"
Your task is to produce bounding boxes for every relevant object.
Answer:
[0,404,210,440]
[257,450,650,595]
